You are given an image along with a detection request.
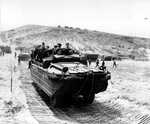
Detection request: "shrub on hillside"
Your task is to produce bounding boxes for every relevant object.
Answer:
[69,27,74,30]
[77,31,85,34]
[57,25,61,28]
[75,28,81,31]
[64,26,69,28]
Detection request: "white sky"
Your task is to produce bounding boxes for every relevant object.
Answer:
[0,0,150,38]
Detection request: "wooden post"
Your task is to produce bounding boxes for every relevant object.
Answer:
[11,69,13,92]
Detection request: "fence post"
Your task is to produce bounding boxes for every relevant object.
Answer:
[11,69,13,92]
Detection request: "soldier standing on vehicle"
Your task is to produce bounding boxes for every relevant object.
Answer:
[37,42,46,63]
[41,42,46,57]
[28,50,34,69]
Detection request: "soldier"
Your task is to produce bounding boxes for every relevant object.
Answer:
[38,42,46,62]
[102,60,105,66]
[64,42,74,55]
[28,50,34,69]
[35,45,42,62]
[88,58,91,66]
[2,51,4,56]
[41,42,46,55]
[52,45,58,55]
[15,52,17,58]
[56,43,62,55]
[46,46,50,50]
[99,60,106,70]
[18,55,21,65]
[113,59,117,68]
[95,59,99,67]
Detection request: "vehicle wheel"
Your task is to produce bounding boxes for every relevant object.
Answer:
[50,97,62,107]
[38,87,42,91]
[83,93,95,104]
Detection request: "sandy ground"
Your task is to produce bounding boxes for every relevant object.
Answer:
[96,60,150,113]
[1,52,150,123]
[0,53,38,124]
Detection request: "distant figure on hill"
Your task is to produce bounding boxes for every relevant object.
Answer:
[113,59,117,68]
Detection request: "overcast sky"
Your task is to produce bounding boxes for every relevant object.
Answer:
[1,0,150,38]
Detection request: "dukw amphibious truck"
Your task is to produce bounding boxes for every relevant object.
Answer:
[30,48,111,106]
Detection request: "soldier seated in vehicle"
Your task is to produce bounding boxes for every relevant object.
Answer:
[42,49,53,58]
[52,45,58,55]
[63,42,75,55]
[56,43,62,55]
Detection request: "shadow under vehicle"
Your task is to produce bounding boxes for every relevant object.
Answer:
[30,52,111,107]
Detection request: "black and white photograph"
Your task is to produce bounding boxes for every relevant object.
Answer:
[0,0,150,123]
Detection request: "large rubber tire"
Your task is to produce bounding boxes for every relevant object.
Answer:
[83,93,95,104]
[50,97,62,107]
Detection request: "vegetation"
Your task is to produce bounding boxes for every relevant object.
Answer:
[0,24,150,60]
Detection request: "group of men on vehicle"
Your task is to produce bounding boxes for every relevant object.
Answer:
[28,42,107,71]
[30,42,76,63]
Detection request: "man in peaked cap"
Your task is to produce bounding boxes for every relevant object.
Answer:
[56,43,62,55]
[66,42,70,49]
[64,42,75,55]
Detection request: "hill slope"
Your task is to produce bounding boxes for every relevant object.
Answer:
[1,25,150,59]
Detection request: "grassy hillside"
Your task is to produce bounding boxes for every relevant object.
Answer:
[1,24,150,59]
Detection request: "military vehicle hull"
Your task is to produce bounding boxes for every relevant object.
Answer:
[30,55,111,106]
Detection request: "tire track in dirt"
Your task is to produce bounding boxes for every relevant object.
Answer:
[60,99,150,124]
[19,62,78,124]
[21,82,78,124]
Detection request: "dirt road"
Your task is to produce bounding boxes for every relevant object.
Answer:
[19,60,150,124]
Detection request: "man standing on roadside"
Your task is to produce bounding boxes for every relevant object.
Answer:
[18,55,21,65]
[15,52,17,58]
[95,59,99,67]
[2,50,4,56]
[113,59,117,68]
